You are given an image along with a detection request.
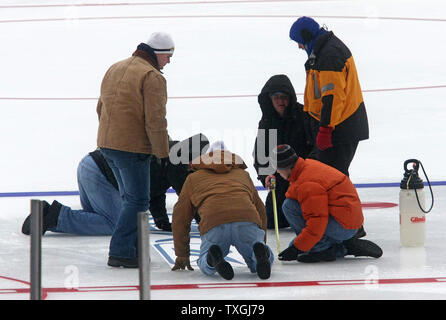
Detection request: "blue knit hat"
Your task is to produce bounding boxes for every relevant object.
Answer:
[289,16,326,56]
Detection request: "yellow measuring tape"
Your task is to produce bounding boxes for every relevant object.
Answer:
[270,177,280,253]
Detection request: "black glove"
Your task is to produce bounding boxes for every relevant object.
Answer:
[278,245,301,261]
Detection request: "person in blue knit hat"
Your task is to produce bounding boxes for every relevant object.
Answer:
[289,16,327,57]
[289,16,368,176]
[289,16,369,239]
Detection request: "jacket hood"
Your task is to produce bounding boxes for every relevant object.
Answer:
[190,150,247,173]
[289,17,328,56]
[258,74,298,118]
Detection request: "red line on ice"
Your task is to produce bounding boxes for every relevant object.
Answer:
[1,14,446,24]
[0,85,445,101]
[0,0,332,10]
[1,276,445,297]
[361,202,397,209]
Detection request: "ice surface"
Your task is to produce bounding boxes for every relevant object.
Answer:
[1,0,446,300]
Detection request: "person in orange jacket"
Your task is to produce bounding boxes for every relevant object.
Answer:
[267,144,382,263]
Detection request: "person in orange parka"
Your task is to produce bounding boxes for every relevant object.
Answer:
[268,144,382,263]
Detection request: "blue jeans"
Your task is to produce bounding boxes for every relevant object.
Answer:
[282,198,357,257]
[197,222,274,276]
[52,154,121,235]
[100,148,151,259]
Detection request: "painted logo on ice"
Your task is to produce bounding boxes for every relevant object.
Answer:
[149,214,245,268]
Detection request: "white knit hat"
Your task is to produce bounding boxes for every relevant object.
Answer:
[146,32,175,54]
[208,141,228,153]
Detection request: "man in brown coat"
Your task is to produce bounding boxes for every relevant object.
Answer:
[171,143,274,280]
[96,32,173,268]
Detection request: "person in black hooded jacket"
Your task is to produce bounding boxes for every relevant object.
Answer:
[21,134,209,237]
[253,74,313,229]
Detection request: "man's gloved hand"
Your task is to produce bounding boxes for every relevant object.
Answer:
[171,256,194,271]
[264,174,276,190]
[316,126,333,151]
[278,245,301,261]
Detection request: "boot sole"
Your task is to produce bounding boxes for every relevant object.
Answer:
[297,247,336,263]
[345,239,383,258]
[107,257,138,268]
[21,201,51,235]
[253,243,271,280]
[208,245,234,280]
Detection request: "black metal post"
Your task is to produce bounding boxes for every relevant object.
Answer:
[30,199,43,300]
[138,211,151,300]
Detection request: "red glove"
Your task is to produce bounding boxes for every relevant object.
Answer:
[316,126,333,151]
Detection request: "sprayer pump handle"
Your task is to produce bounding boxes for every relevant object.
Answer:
[404,159,420,174]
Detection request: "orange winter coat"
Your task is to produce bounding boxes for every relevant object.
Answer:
[286,158,363,252]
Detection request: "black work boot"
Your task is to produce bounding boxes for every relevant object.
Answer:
[253,242,271,280]
[343,238,383,258]
[297,246,336,263]
[21,200,61,235]
[44,200,62,233]
[207,245,234,280]
[22,201,50,235]
[353,225,366,239]
[107,256,138,268]
[154,218,172,231]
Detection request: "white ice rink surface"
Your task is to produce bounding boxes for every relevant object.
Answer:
[1,0,446,301]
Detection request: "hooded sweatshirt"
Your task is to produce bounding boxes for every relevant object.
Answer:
[253,74,312,185]
[172,150,267,258]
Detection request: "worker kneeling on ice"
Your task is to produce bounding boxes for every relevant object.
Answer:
[171,142,274,280]
[271,144,383,263]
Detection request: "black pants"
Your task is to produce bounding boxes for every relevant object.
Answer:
[150,160,200,223]
[317,142,366,237]
[317,142,359,177]
[149,161,189,221]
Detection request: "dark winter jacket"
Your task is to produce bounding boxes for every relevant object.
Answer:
[253,74,312,186]
[303,31,369,144]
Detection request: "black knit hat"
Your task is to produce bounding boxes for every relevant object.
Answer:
[270,144,298,170]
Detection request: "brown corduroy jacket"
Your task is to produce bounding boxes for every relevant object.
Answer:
[172,150,267,258]
[96,49,169,158]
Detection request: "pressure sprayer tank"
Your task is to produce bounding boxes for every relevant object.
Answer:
[399,159,427,247]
